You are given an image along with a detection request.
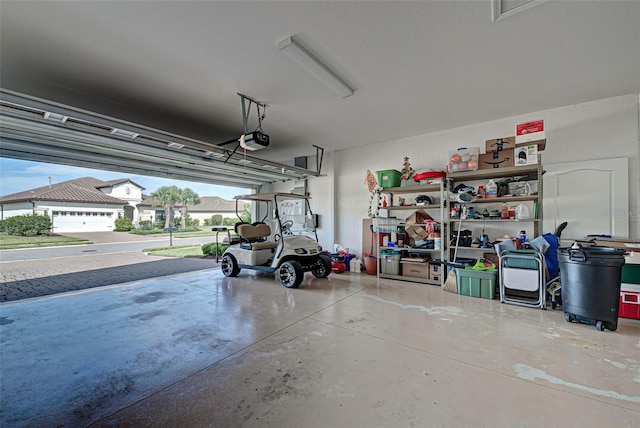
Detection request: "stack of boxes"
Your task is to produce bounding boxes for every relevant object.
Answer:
[479,120,546,170]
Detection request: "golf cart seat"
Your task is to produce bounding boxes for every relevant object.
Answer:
[237,223,278,250]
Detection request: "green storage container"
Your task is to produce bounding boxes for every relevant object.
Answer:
[376,169,401,188]
[621,263,640,284]
[456,268,497,299]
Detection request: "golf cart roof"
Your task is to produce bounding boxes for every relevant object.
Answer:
[232,192,311,202]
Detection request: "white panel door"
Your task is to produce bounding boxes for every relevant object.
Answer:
[543,157,628,241]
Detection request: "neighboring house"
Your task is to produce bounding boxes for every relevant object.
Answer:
[0,177,145,233]
[137,196,242,225]
[188,196,240,224]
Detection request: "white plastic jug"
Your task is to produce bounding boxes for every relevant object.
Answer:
[486,179,498,198]
[515,203,530,219]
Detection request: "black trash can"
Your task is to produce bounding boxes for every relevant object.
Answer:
[558,246,626,331]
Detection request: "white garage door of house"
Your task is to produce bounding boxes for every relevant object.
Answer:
[52,214,114,233]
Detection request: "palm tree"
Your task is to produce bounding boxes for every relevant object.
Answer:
[178,188,201,229]
[150,185,181,229]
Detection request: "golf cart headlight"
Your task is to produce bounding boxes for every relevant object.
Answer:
[317,245,322,252]
[295,248,308,255]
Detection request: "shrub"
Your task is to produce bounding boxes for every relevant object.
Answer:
[222,217,238,226]
[114,217,133,232]
[138,220,153,230]
[130,228,165,235]
[4,214,51,236]
[174,214,199,228]
[202,242,228,256]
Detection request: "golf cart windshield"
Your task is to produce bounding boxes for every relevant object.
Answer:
[275,194,316,237]
[233,192,317,239]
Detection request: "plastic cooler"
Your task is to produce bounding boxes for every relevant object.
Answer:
[558,246,626,331]
[620,255,640,320]
[620,283,640,320]
[376,169,401,188]
[456,268,496,299]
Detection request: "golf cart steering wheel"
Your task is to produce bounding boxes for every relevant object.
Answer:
[281,220,294,234]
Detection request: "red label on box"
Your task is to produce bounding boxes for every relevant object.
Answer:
[516,120,544,137]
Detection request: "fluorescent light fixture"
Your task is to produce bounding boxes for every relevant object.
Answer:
[205,151,225,158]
[167,142,185,149]
[279,36,354,98]
[110,128,139,139]
[43,112,68,123]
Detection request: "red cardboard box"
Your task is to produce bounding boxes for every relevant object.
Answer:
[620,284,640,320]
[516,120,545,144]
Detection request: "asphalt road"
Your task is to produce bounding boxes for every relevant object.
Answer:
[0,236,215,262]
[0,232,221,302]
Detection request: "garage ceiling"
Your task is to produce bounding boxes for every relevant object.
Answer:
[1,1,639,187]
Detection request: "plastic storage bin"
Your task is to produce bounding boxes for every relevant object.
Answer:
[448,147,479,173]
[376,169,402,188]
[456,268,496,299]
[558,246,626,331]
[380,249,401,275]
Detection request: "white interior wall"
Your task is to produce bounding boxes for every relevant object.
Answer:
[262,151,335,253]
[334,94,640,257]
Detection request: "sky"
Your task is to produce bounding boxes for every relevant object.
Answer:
[0,158,250,200]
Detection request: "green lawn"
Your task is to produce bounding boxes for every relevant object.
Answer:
[0,234,93,250]
[131,229,229,239]
[142,244,206,258]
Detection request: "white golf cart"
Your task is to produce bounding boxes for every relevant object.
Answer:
[220,192,332,288]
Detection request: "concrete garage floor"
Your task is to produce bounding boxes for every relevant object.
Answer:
[1,269,639,427]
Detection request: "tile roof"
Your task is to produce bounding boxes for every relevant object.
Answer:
[97,178,145,190]
[0,177,128,205]
[189,196,238,212]
[137,196,239,212]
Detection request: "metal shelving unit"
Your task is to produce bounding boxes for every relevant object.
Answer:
[375,181,445,286]
[446,157,544,261]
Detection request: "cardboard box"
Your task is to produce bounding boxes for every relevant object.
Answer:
[485,137,516,153]
[516,138,546,151]
[401,259,430,279]
[405,209,433,225]
[514,145,538,166]
[429,264,442,278]
[586,236,640,251]
[404,209,433,241]
[516,120,545,145]
[478,148,515,170]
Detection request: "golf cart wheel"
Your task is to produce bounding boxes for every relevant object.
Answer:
[312,254,332,278]
[279,260,304,288]
[221,254,240,277]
